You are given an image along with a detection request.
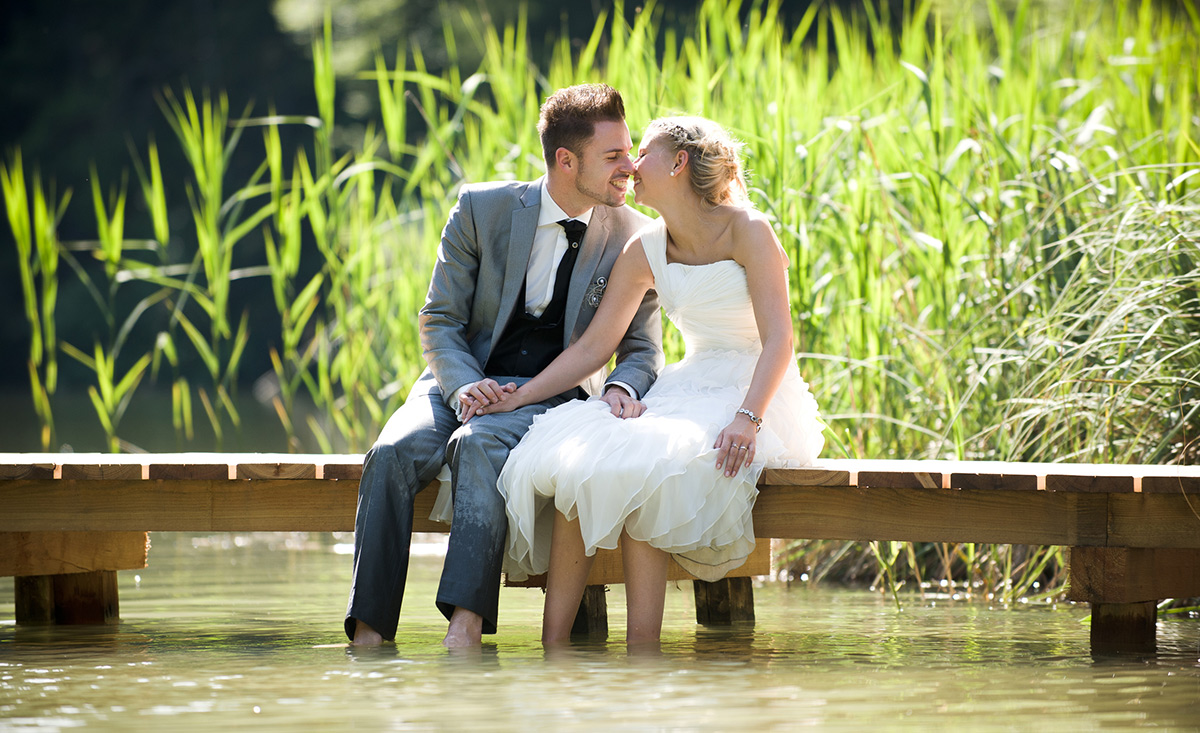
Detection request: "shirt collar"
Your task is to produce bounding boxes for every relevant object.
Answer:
[538,179,593,228]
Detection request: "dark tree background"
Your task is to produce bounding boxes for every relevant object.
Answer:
[1,2,318,388]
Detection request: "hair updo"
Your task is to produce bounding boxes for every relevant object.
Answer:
[648,116,749,207]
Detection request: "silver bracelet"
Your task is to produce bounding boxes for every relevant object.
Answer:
[736,408,763,432]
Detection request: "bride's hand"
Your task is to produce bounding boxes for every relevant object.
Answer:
[713,416,757,477]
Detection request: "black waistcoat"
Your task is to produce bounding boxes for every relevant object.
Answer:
[484,277,571,378]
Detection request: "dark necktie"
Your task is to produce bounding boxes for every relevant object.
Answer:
[540,219,586,323]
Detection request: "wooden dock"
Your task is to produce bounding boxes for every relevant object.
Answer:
[3,454,1198,652]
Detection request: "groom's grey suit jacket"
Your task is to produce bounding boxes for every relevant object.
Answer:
[415,177,662,403]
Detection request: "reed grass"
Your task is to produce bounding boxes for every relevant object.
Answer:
[4,0,1198,598]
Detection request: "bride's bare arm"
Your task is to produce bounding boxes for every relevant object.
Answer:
[714,213,794,476]
[464,238,656,418]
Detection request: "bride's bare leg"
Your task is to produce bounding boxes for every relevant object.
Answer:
[542,512,595,645]
[620,529,669,645]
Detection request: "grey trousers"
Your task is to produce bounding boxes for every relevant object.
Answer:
[343,377,579,641]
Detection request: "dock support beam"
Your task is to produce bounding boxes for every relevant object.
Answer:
[1089,601,1157,654]
[15,570,120,625]
[1068,546,1200,655]
[571,584,609,637]
[4,531,147,627]
[694,577,755,625]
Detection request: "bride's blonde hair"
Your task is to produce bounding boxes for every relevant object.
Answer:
[648,116,749,207]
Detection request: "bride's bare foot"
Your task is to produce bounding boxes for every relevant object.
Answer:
[350,619,385,646]
[442,607,484,648]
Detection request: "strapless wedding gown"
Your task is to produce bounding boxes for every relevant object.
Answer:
[497,218,825,582]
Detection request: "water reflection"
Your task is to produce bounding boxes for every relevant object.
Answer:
[2,532,1198,731]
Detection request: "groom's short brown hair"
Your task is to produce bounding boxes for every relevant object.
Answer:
[538,84,626,167]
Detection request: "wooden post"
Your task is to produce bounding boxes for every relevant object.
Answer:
[1090,602,1157,655]
[14,576,54,624]
[1068,546,1200,654]
[694,577,755,625]
[571,584,608,637]
[15,570,120,625]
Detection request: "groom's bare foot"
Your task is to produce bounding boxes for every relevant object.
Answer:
[350,619,385,646]
[442,607,484,648]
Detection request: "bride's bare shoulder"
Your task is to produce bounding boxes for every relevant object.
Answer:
[729,208,788,266]
[728,206,771,233]
[616,232,655,280]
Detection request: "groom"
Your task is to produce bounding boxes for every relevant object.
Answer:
[345,84,663,647]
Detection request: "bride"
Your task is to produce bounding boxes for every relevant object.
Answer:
[463,116,824,644]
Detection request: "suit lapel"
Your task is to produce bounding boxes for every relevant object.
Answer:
[490,181,541,358]
[563,205,612,341]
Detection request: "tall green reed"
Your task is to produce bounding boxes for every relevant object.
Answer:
[156,88,274,448]
[2,152,68,450]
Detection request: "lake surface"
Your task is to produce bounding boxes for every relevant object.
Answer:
[2,532,1198,731]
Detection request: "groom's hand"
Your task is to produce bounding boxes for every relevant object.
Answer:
[459,378,516,422]
[601,385,645,419]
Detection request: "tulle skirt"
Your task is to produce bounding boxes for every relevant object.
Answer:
[496,348,824,582]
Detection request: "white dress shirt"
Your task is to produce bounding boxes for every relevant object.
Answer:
[527,181,592,316]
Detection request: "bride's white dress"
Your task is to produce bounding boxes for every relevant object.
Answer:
[497,219,825,582]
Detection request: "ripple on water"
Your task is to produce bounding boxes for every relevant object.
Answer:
[0,534,1198,731]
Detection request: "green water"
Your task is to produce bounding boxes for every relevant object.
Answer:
[2,533,1198,731]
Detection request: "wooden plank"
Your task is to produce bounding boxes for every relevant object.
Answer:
[0,531,148,576]
[148,462,230,480]
[5,476,1192,549]
[0,478,439,533]
[61,463,144,480]
[949,471,1038,492]
[760,466,851,486]
[1106,494,1200,549]
[3,477,1135,545]
[322,462,364,481]
[236,462,317,479]
[0,463,54,479]
[752,485,1110,546]
[1068,547,1200,604]
[0,452,359,467]
[858,468,943,489]
[1046,473,1133,493]
[1141,474,1200,494]
[0,479,357,532]
[3,457,1197,549]
[6,454,1200,483]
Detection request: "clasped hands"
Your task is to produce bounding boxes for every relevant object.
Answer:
[458,379,646,422]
